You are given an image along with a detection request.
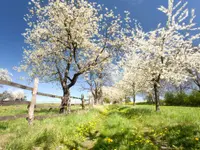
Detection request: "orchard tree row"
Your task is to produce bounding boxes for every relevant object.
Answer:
[9,0,200,112]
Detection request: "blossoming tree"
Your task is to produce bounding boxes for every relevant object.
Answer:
[102,85,126,104]
[19,0,127,113]
[83,63,120,105]
[119,53,152,105]
[125,0,200,111]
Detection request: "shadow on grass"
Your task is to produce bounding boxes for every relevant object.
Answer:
[34,108,59,114]
[90,105,200,149]
[162,124,200,149]
[0,122,8,131]
[62,130,99,150]
[65,140,94,150]
[33,129,57,150]
[63,123,133,150]
[107,105,154,119]
[90,124,200,150]
[91,129,131,150]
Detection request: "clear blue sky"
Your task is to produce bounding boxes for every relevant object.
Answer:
[0,0,200,103]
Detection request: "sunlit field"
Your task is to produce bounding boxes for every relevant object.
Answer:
[1,0,200,149]
[0,104,81,117]
[1,105,200,150]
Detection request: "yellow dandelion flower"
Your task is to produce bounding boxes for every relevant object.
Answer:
[195,137,199,141]
[146,140,150,143]
[104,137,113,143]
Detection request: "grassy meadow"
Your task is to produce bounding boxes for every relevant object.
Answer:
[0,105,200,150]
[0,104,82,117]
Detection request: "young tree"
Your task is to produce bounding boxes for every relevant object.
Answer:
[120,53,152,105]
[102,86,126,104]
[84,63,120,105]
[126,0,200,111]
[85,69,104,105]
[19,0,127,113]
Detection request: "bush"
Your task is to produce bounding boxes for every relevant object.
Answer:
[137,102,152,105]
[104,97,111,104]
[159,100,165,106]
[164,90,200,106]
[188,91,200,106]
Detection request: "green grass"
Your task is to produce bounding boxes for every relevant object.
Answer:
[0,105,28,116]
[0,104,83,116]
[1,105,200,149]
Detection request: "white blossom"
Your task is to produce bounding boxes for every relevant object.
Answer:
[0,68,12,81]
[119,0,200,110]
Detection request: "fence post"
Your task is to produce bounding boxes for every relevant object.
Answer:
[28,78,39,125]
[81,94,85,110]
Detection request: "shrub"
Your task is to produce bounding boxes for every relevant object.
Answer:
[164,90,200,106]
[104,97,111,104]
[188,91,200,106]
[165,92,175,106]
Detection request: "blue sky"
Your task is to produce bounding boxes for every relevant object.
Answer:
[0,0,200,103]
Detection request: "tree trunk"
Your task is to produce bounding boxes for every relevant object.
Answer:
[94,95,98,105]
[88,95,94,108]
[81,94,85,110]
[60,89,70,114]
[94,96,103,105]
[197,84,200,92]
[99,87,103,105]
[92,90,98,105]
[133,94,136,106]
[98,97,103,105]
[154,83,160,112]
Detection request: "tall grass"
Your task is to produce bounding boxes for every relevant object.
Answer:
[0,105,200,149]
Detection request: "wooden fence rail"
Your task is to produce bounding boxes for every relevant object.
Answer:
[0,79,89,124]
[0,80,82,100]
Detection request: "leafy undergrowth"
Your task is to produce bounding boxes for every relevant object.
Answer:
[1,105,200,149]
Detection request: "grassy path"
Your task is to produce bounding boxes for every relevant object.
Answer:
[1,105,200,149]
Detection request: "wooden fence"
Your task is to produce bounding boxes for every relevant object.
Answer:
[0,79,89,124]
[0,80,82,99]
